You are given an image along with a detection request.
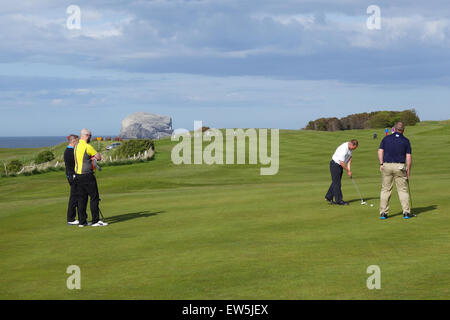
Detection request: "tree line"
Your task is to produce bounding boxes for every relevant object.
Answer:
[304,109,420,131]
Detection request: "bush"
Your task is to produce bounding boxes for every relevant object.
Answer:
[369,111,395,128]
[305,109,420,131]
[399,109,420,126]
[116,139,155,158]
[35,151,55,164]
[7,160,23,173]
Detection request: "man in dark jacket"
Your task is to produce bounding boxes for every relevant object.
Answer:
[64,134,79,225]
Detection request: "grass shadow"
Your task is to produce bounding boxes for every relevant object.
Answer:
[390,205,438,218]
[104,211,163,224]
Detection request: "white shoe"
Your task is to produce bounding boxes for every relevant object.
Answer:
[91,221,108,227]
[78,222,92,227]
[67,220,79,225]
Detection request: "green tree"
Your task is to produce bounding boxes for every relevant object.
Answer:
[369,111,394,128]
[116,139,155,158]
[7,160,23,173]
[35,151,55,164]
[399,109,420,125]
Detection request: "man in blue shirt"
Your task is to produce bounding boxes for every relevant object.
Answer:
[378,122,413,219]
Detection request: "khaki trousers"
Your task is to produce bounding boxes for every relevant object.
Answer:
[380,163,410,214]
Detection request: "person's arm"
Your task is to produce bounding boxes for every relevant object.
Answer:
[406,153,412,179]
[405,140,412,179]
[347,157,353,177]
[378,148,384,172]
[63,149,75,183]
[87,144,102,161]
[339,160,352,177]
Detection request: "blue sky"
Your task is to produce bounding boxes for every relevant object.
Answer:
[1,0,449,136]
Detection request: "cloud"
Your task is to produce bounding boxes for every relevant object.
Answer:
[0,0,449,85]
[0,0,449,135]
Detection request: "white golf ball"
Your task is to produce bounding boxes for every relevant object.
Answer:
[370,204,374,207]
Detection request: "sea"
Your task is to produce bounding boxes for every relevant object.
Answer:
[0,136,68,148]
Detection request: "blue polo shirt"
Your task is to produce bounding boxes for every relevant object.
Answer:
[379,133,412,163]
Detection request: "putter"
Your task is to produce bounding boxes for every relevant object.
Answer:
[351,176,366,205]
[92,158,105,221]
[407,178,417,217]
[98,198,106,221]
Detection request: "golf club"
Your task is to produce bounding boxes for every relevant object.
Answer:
[98,198,106,221]
[407,178,417,217]
[351,176,367,205]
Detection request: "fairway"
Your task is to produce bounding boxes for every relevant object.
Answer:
[0,121,449,299]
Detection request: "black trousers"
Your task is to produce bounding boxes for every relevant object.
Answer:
[325,160,343,203]
[75,173,100,225]
[67,179,79,222]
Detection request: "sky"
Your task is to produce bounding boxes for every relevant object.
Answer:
[0,0,449,136]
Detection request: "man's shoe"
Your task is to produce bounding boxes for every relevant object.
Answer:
[334,201,349,206]
[91,221,108,227]
[403,212,413,219]
[325,197,333,204]
[67,220,79,225]
[78,223,89,227]
[380,213,388,220]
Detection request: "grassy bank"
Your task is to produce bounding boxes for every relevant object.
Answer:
[0,121,449,299]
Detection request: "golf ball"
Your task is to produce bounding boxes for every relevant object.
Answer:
[370,204,374,207]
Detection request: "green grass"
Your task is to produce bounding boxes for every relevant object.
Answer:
[0,121,449,299]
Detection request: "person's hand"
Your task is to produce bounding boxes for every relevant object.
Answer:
[347,170,352,178]
[407,169,411,180]
[380,164,383,173]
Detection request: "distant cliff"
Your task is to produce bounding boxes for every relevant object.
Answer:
[303,109,420,131]
[119,112,173,139]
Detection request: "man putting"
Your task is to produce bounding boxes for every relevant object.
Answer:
[378,122,413,220]
[64,134,79,225]
[325,139,359,205]
[74,128,108,227]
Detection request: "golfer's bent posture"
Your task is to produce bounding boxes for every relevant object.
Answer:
[325,140,359,205]
[378,122,412,219]
[64,134,79,225]
[74,128,108,227]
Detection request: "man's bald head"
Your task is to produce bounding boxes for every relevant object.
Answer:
[394,122,405,133]
[80,128,92,142]
[80,128,91,137]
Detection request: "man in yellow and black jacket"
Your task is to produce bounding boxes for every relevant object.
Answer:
[74,128,108,227]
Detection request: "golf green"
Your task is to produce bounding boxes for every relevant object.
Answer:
[0,121,449,299]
